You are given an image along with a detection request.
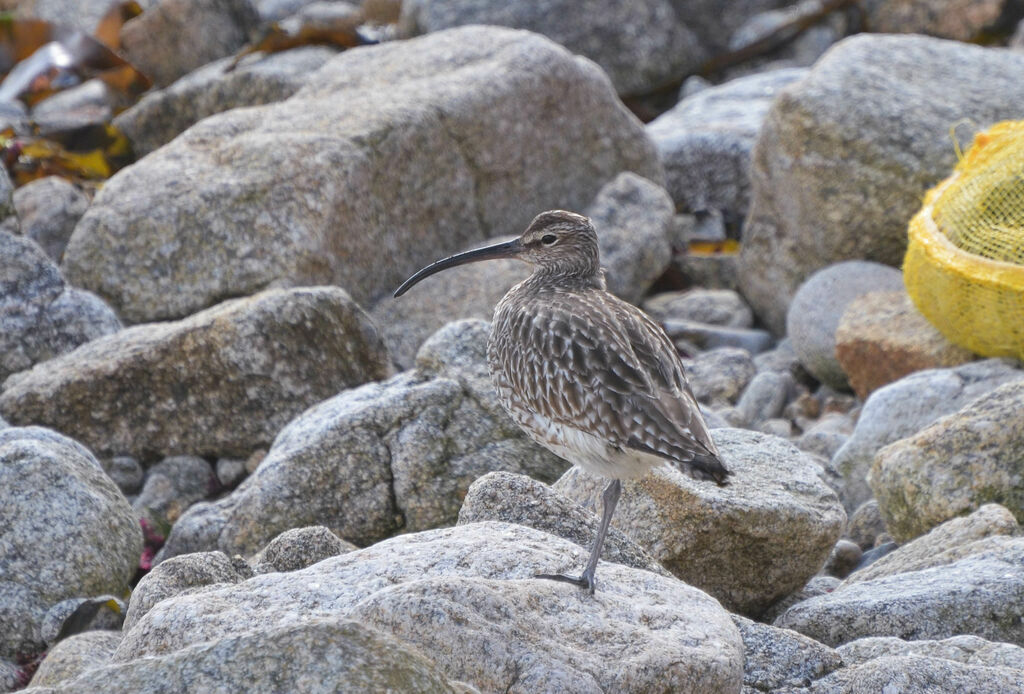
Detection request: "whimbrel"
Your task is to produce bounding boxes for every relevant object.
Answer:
[395,210,730,593]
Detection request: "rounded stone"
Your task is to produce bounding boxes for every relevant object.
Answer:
[0,427,141,660]
[786,261,904,390]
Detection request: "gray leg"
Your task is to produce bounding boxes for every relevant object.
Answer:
[536,479,621,594]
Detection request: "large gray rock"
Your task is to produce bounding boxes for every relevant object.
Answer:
[555,428,846,617]
[838,634,1024,670]
[833,358,1024,512]
[1,287,389,462]
[786,261,905,391]
[159,320,567,558]
[843,504,1020,585]
[0,230,121,383]
[63,27,662,324]
[118,522,745,693]
[870,381,1024,542]
[399,0,704,97]
[123,551,253,634]
[733,616,842,693]
[372,172,673,368]
[804,654,1024,694]
[647,68,807,226]
[587,172,674,304]
[739,35,1024,332]
[120,0,261,88]
[11,177,90,262]
[29,631,122,689]
[0,428,141,661]
[775,536,1024,647]
[26,620,465,694]
[114,46,339,158]
[457,471,668,577]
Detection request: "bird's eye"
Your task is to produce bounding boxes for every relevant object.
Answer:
[541,234,557,245]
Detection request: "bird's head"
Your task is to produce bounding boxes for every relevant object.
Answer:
[394,210,600,297]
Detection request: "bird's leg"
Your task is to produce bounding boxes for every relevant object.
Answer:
[536,479,621,594]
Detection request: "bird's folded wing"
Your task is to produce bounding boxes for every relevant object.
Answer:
[497,290,721,470]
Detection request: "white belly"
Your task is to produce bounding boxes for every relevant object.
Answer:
[513,408,665,480]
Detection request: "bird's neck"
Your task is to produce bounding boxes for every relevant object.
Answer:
[524,265,607,293]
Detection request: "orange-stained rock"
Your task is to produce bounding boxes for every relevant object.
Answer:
[835,290,974,399]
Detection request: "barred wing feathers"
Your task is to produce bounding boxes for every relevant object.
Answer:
[494,288,730,485]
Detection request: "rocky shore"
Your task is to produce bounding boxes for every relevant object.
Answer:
[2,0,1024,692]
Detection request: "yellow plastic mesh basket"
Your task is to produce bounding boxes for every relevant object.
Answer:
[903,120,1024,360]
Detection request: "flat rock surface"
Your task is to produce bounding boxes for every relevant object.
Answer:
[554,428,845,617]
[838,634,1024,670]
[0,287,389,461]
[64,27,661,323]
[117,522,745,693]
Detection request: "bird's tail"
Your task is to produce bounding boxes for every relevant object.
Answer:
[686,452,731,486]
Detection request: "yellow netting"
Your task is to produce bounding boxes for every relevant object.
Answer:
[904,120,1024,360]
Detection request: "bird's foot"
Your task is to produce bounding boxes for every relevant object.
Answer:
[535,570,596,594]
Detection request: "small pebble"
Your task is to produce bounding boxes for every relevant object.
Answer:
[845,499,887,550]
[758,418,793,438]
[102,456,145,496]
[216,457,248,488]
[823,539,863,579]
[852,540,899,574]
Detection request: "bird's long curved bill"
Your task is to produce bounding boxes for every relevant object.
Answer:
[394,238,522,297]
